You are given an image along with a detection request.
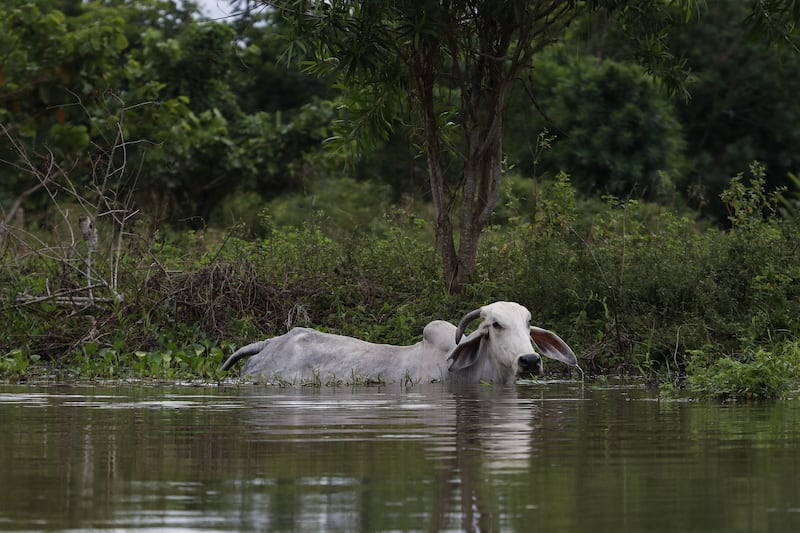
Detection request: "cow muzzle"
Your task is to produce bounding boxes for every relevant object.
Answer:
[517,353,543,377]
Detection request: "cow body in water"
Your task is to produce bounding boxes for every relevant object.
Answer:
[221,302,578,385]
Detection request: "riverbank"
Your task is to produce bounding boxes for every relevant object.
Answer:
[3,173,800,400]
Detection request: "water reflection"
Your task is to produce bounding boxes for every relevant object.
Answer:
[234,385,550,531]
[0,382,799,532]
[431,387,544,531]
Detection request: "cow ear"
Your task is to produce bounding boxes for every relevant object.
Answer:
[530,326,578,366]
[447,333,486,372]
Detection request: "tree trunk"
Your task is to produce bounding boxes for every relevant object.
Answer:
[414,39,510,292]
[451,114,504,292]
[415,44,460,291]
[421,101,506,293]
[407,2,544,292]
[445,67,508,292]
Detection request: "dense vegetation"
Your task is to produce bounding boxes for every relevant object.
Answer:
[2,0,800,399]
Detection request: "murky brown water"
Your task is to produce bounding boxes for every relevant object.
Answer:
[1,381,799,532]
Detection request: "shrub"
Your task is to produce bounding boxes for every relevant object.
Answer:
[475,166,800,378]
[686,342,800,400]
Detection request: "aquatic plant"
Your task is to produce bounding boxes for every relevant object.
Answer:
[686,342,800,400]
[0,350,40,382]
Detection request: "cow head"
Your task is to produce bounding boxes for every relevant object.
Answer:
[446,302,578,383]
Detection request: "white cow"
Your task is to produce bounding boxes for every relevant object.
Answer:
[220,301,578,385]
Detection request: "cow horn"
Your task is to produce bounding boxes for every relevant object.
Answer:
[455,308,482,344]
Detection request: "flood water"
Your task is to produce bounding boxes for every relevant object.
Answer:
[1,381,799,532]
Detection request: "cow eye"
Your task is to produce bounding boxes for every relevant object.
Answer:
[492,321,504,330]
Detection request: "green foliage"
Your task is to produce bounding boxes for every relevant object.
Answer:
[507,49,686,200]
[0,350,40,382]
[2,154,799,390]
[0,1,128,199]
[720,162,785,229]
[71,330,228,381]
[660,2,800,217]
[474,166,800,379]
[554,1,800,219]
[257,176,393,237]
[3,160,800,389]
[1,0,332,223]
[136,22,238,113]
[269,0,595,290]
[687,342,800,401]
[778,172,800,216]
[3,1,800,388]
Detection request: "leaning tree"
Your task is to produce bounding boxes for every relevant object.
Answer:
[256,0,797,292]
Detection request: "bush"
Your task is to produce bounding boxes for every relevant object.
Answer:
[687,342,800,400]
[475,166,800,377]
